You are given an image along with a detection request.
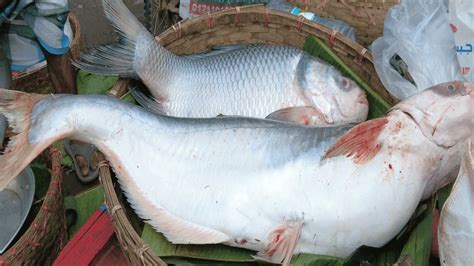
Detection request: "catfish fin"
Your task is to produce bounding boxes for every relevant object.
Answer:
[183,44,251,60]
[0,89,49,190]
[266,106,326,126]
[129,80,166,115]
[323,117,389,164]
[254,220,303,265]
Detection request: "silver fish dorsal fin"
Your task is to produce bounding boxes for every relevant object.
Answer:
[266,106,327,126]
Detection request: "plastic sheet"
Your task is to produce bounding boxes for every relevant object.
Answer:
[438,140,473,265]
[449,0,474,83]
[371,0,463,100]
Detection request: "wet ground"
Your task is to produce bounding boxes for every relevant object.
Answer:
[69,0,145,48]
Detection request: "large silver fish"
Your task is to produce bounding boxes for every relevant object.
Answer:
[0,82,471,264]
[75,0,368,126]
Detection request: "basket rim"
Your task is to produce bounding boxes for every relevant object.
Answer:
[160,4,374,63]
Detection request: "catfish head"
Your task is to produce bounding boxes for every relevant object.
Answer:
[391,81,474,148]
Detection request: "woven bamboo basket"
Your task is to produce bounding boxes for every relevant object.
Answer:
[99,5,400,265]
[153,0,397,48]
[0,148,67,265]
[286,0,397,48]
[10,13,82,94]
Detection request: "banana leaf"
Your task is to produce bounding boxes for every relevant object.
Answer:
[142,224,347,265]
[397,197,435,266]
[77,70,118,95]
[436,184,453,210]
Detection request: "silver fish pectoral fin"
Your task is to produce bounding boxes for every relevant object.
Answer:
[253,220,303,266]
[265,106,327,126]
[129,80,166,115]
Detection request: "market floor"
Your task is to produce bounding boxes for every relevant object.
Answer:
[69,0,145,48]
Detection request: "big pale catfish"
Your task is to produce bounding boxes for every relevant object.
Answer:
[0,81,472,264]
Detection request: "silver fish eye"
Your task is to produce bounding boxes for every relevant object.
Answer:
[447,84,455,92]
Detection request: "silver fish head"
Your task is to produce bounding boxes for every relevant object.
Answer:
[391,81,474,148]
[304,64,369,125]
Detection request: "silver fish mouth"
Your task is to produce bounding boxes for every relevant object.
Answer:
[333,92,368,121]
[357,93,368,105]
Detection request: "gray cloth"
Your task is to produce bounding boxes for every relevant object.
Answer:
[0,0,71,147]
[0,0,72,71]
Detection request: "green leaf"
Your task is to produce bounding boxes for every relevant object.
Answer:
[77,70,118,95]
[303,36,392,119]
[437,184,453,210]
[291,253,345,266]
[397,198,435,266]
[30,161,51,199]
[77,70,136,103]
[51,141,73,168]
[141,224,255,262]
[142,224,349,265]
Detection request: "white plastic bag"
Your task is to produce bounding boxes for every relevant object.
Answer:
[449,0,474,83]
[371,0,463,100]
[438,139,473,265]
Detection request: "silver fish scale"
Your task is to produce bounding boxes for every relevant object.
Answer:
[138,43,313,118]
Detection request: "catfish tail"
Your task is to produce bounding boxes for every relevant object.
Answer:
[73,0,149,77]
[0,89,49,190]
